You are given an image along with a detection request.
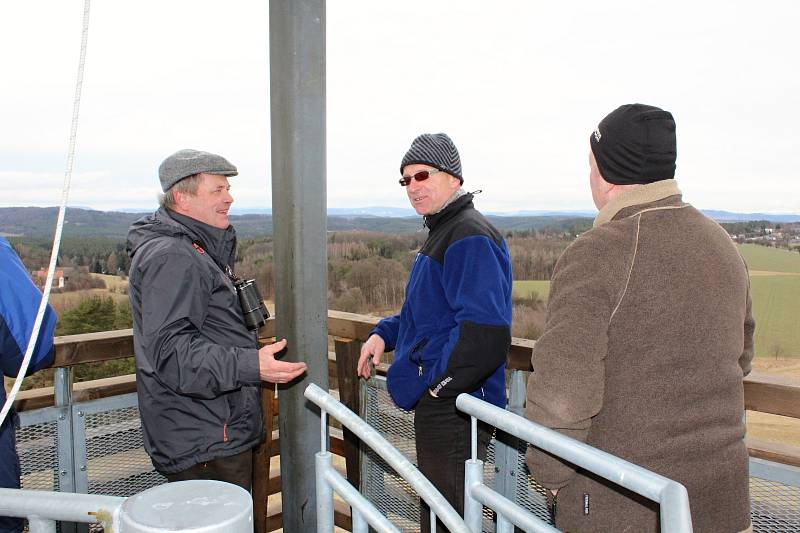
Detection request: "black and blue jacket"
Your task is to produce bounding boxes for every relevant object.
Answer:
[373,194,513,410]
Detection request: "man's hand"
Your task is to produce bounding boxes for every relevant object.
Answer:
[258,339,307,383]
[357,334,385,378]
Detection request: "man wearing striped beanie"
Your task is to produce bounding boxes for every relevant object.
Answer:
[357,133,513,532]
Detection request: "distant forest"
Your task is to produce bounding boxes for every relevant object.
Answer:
[8,211,798,389]
[10,227,575,388]
[0,206,593,239]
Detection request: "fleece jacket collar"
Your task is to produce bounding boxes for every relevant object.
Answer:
[594,179,682,228]
[424,193,474,232]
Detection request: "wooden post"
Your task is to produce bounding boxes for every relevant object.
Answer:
[334,338,362,488]
[253,382,277,533]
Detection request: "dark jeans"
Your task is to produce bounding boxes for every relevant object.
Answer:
[163,449,253,492]
[414,393,492,533]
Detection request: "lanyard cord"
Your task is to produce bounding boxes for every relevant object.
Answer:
[0,0,91,426]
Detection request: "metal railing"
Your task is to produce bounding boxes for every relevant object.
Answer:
[0,479,252,533]
[0,488,123,532]
[304,383,469,533]
[456,392,693,533]
[12,315,800,531]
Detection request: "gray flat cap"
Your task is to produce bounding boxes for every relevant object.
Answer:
[158,149,238,192]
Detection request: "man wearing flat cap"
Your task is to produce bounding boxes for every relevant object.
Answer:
[525,105,754,532]
[127,149,307,489]
[357,133,513,532]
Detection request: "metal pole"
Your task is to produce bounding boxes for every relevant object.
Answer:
[314,453,334,533]
[27,517,56,533]
[463,459,484,532]
[53,367,78,533]
[494,369,526,504]
[351,509,368,533]
[269,0,328,531]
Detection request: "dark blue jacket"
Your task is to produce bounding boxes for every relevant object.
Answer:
[1,237,56,533]
[373,194,513,410]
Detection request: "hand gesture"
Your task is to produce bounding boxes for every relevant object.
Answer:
[258,339,308,383]
[357,334,385,379]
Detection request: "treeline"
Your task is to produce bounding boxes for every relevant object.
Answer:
[236,231,570,316]
[236,232,426,314]
[22,296,135,390]
[12,229,571,303]
[15,228,571,387]
[10,236,131,275]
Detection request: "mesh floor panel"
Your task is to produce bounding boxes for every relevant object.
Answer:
[750,476,800,532]
[516,439,553,524]
[362,384,421,531]
[17,418,60,492]
[82,405,167,496]
[361,382,553,532]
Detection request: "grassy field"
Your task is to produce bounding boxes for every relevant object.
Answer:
[738,243,800,273]
[513,280,551,302]
[48,288,129,310]
[737,244,800,358]
[750,275,800,358]
[513,244,800,358]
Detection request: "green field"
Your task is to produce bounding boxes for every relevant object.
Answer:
[749,275,800,357]
[514,244,800,357]
[513,280,551,302]
[738,243,800,273]
[739,244,800,357]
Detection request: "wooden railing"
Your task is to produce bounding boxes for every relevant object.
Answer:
[13,310,800,531]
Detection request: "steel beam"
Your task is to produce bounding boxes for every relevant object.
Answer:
[269,0,328,531]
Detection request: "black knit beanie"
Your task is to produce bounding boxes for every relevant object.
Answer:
[590,104,677,185]
[400,133,463,184]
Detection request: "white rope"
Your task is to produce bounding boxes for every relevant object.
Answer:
[0,0,91,426]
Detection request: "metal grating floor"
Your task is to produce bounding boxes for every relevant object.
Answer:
[17,418,60,492]
[81,405,166,496]
[361,382,546,532]
[751,476,800,532]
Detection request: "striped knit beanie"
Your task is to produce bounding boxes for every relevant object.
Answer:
[400,133,463,184]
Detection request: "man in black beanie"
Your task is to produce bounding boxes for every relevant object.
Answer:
[525,104,754,533]
[356,133,513,532]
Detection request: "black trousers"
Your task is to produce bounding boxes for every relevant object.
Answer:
[163,449,253,492]
[414,394,492,533]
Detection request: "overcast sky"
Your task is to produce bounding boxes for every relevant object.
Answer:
[1,1,798,214]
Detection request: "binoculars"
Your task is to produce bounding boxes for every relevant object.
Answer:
[234,278,270,331]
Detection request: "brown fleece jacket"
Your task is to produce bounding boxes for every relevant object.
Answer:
[525,180,754,533]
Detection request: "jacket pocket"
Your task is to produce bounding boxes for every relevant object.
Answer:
[410,337,429,378]
[409,337,428,366]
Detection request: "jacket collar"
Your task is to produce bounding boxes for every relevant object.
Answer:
[594,179,683,228]
[165,209,237,269]
[423,193,474,231]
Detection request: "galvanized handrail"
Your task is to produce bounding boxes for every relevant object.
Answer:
[0,480,253,533]
[0,488,124,532]
[456,392,693,533]
[304,383,470,533]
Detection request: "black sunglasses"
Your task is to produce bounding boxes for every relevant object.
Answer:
[398,169,444,187]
